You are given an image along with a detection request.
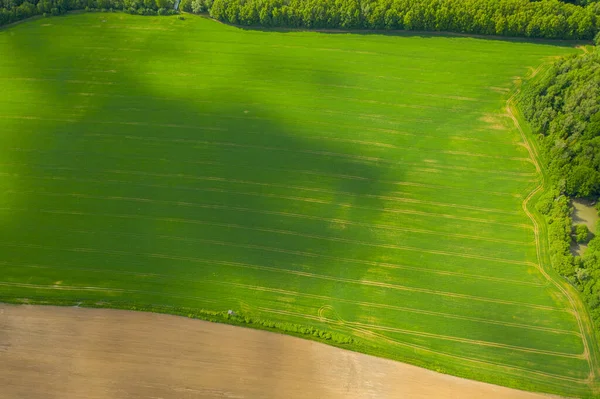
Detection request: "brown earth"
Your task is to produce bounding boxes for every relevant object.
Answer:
[0,304,558,399]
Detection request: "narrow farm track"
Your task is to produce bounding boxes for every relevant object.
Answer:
[506,92,600,386]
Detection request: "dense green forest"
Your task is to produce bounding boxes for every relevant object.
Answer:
[185,0,600,39]
[521,50,600,198]
[0,0,177,25]
[2,0,600,41]
[520,47,600,334]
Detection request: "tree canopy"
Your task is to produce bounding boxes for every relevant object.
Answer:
[3,0,600,41]
[520,49,600,198]
[179,0,600,40]
[0,0,176,25]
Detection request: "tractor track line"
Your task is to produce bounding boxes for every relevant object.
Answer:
[5,190,531,244]
[0,242,562,311]
[258,307,583,359]
[507,91,599,383]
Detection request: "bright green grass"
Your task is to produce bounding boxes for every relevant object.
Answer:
[0,13,596,397]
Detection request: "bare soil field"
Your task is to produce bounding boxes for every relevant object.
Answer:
[0,304,558,399]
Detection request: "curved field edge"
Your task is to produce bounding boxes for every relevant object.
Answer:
[0,14,595,398]
[1,303,565,399]
[510,80,600,396]
[0,295,588,397]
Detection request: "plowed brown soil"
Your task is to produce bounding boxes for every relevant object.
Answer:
[0,304,557,399]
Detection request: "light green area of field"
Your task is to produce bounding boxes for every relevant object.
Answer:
[0,14,596,396]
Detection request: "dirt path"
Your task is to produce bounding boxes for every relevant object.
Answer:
[0,304,558,399]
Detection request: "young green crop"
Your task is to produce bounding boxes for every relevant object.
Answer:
[0,13,597,397]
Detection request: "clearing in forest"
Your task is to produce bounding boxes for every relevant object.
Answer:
[0,14,597,397]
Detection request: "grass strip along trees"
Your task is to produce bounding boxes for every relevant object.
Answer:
[519,45,600,339]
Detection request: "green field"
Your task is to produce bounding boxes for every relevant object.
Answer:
[0,13,598,397]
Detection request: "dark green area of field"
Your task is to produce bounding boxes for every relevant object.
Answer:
[0,14,594,397]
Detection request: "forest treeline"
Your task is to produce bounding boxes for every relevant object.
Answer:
[181,0,600,40]
[0,0,177,26]
[521,47,600,334]
[2,0,600,41]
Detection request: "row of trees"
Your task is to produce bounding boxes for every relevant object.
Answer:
[0,0,176,26]
[3,0,600,40]
[86,302,357,345]
[523,45,600,334]
[180,0,600,40]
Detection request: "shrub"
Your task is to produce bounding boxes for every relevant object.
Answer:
[575,224,591,243]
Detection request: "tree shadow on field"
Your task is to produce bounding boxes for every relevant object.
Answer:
[0,15,431,393]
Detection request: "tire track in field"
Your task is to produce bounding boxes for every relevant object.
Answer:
[0,207,535,266]
[1,168,522,216]
[0,281,222,306]
[507,92,599,383]
[80,132,536,177]
[0,87,531,146]
[259,306,584,359]
[0,281,125,293]
[0,115,227,132]
[0,153,529,198]
[0,174,533,229]
[213,280,575,335]
[0,260,162,278]
[230,301,588,384]
[0,92,515,146]
[4,190,530,245]
[4,260,573,335]
[350,325,589,384]
[0,242,561,311]
[15,224,541,287]
[314,307,588,384]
